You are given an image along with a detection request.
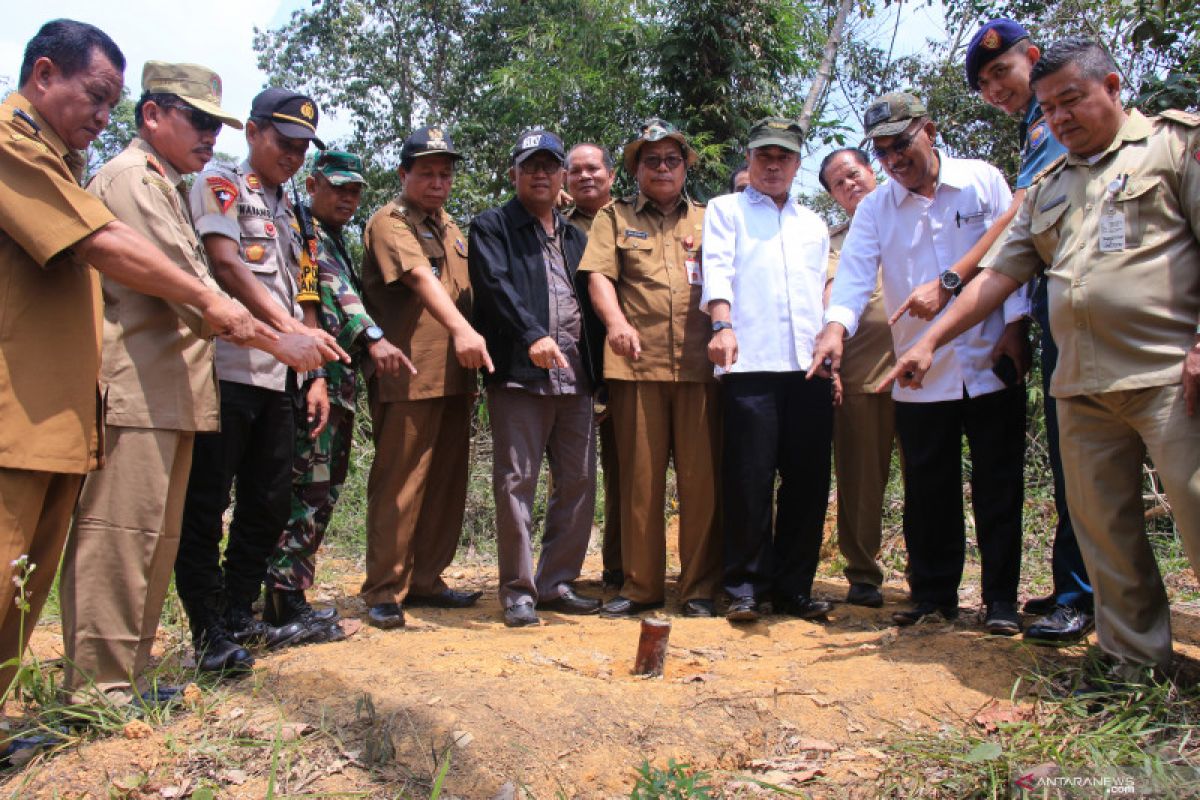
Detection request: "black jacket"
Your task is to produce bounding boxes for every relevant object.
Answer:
[467,198,603,387]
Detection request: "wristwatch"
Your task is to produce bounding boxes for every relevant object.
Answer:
[939,270,963,296]
[711,320,734,333]
[363,325,385,344]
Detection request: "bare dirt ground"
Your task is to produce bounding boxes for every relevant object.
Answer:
[6,524,1200,799]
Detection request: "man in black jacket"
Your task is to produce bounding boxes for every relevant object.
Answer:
[468,128,603,627]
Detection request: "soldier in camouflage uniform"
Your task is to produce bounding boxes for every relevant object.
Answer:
[262,151,414,636]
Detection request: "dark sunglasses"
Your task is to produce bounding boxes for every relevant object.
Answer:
[871,122,923,162]
[165,102,222,134]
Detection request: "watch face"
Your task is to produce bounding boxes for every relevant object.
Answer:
[940,271,961,291]
[365,325,384,342]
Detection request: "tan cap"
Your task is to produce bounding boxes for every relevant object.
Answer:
[141,61,243,130]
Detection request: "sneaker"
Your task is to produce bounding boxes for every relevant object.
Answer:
[984,601,1022,636]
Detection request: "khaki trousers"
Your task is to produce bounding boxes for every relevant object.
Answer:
[1058,383,1200,671]
[597,413,622,577]
[609,380,721,604]
[361,394,471,606]
[833,391,896,587]
[60,427,194,693]
[0,468,84,693]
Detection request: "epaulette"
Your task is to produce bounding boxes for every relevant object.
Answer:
[145,153,167,178]
[1157,109,1200,128]
[11,107,41,137]
[1031,153,1067,185]
[683,192,705,209]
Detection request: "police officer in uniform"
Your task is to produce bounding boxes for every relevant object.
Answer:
[263,150,413,635]
[579,119,721,618]
[359,127,492,629]
[887,37,1200,681]
[177,88,345,671]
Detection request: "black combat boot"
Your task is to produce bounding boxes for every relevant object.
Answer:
[182,594,254,674]
[263,588,346,644]
[225,604,309,650]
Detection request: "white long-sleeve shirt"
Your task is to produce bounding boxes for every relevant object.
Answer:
[825,151,1030,403]
[701,186,829,375]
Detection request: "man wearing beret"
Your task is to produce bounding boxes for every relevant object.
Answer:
[703,118,833,623]
[0,20,257,692]
[580,119,720,618]
[358,127,492,630]
[177,87,347,670]
[814,93,1030,635]
[469,128,603,627]
[58,61,337,699]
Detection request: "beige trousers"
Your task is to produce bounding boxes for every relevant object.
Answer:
[833,391,896,588]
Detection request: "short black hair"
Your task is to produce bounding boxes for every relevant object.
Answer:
[817,148,870,191]
[1030,36,1117,88]
[566,142,614,172]
[19,19,125,87]
[728,163,749,194]
[134,92,179,128]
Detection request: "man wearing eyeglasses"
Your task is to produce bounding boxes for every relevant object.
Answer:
[812,93,1030,635]
[177,87,348,671]
[468,128,604,627]
[59,62,338,697]
[578,120,720,619]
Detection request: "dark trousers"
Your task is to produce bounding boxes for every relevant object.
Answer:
[1033,276,1093,609]
[721,372,833,600]
[894,384,1026,608]
[176,380,297,610]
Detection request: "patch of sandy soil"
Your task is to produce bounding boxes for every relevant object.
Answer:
[6,524,1200,799]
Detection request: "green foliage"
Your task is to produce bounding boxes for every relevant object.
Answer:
[631,758,714,799]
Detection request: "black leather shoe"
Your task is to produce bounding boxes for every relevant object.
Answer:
[405,588,483,608]
[893,602,958,626]
[367,602,405,630]
[777,595,833,620]
[537,587,601,614]
[1022,593,1057,616]
[1025,604,1094,645]
[846,583,884,608]
[681,599,715,618]
[599,596,663,618]
[504,600,540,628]
[226,608,309,650]
[726,596,759,622]
[984,601,1022,636]
[196,635,254,674]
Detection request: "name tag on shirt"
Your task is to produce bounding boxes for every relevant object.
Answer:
[1099,208,1125,252]
[686,257,702,286]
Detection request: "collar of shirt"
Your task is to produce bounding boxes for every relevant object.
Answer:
[1020,97,1043,143]
[884,149,972,208]
[632,191,687,216]
[742,183,799,210]
[130,136,184,188]
[6,91,84,178]
[1065,109,1152,168]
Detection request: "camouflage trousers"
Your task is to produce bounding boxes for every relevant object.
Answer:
[266,404,355,592]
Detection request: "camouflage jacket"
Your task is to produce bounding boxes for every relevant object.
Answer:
[310,211,376,411]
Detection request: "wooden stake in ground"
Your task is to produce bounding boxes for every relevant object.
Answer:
[633,618,671,676]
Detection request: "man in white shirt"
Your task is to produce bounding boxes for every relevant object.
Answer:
[703,117,834,623]
[812,92,1029,635]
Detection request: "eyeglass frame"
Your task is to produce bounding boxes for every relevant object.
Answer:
[870,119,927,163]
[516,157,563,175]
[161,101,222,134]
[639,154,685,171]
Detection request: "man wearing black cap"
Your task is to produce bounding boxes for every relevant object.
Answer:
[177,87,344,669]
[468,128,603,627]
[358,127,492,630]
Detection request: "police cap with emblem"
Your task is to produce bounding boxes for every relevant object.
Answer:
[965,19,1031,91]
[748,117,804,153]
[401,126,463,163]
[142,61,243,130]
[862,92,927,140]
[622,118,698,174]
[249,88,325,149]
[511,128,566,166]
[310,150,366,185]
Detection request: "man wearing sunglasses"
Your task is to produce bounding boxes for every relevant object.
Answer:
[812,93,1030,635]
[59,61,339,699]
[177,88,349,671]
[579,120,720,619]
[468,128,604,627]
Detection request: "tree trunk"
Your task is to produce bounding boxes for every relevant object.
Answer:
[797,0,856,139]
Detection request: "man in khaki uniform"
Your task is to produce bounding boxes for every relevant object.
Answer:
[59,62,333,699]
[0,20,255,692]
[580,119,720,618]
[564,141,623,588]
[359,127,492,629]
[886,37,1200,679]
[818,147,896,608]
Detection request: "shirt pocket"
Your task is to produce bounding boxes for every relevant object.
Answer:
[616,235,661,282]
[1112,176,1160,249]
[1030,200,1070,266]
[239,217,278,274]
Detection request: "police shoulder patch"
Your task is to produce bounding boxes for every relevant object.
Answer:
[1158,109,1200,128]
[206,175,239,213]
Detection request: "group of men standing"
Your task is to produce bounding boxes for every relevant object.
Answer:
[3,12,1200,715]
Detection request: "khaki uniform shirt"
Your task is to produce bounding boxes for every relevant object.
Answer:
[565,205,599,234]
[577,193,712,383]
[190,159,304,391]
[360,200,474,401]
[986,109,1200,398]
[827,222,895,394]
[0,93,114,473]
[87,137,220,432]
